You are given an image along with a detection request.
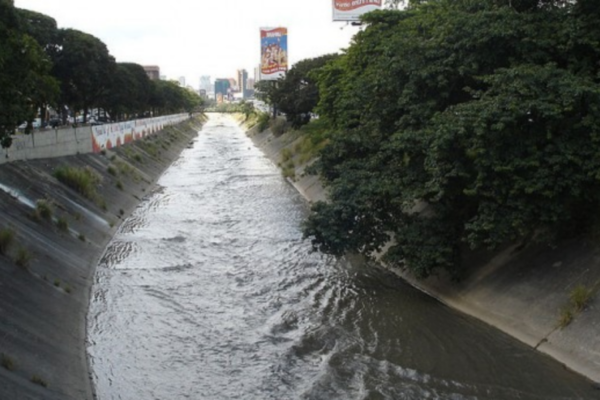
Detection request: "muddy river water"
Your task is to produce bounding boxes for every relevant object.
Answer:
[88,114,597,399]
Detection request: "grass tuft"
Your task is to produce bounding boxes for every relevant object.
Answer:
[56,216,69,232]
[1,353,15,371]
[31,375,48,388]
[35,199,54,221]
[570,285,593,312]
[558,307,574,328]
[15,247,32,269]
[53,166,101,200]
[0,227,15,255]
[107,165,118,176]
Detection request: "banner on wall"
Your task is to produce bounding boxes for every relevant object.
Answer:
[91,114,188,153]
[260,27,288,81]
[332,0,382,22]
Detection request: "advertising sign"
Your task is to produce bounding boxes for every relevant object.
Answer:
[260,27,288,81]
[332,0,382,22]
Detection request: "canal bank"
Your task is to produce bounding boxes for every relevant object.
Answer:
[0,116,204,400]
[241,115,600,386]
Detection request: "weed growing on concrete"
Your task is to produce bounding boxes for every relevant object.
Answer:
[1,353,15,371]
[65,285,72,294]
[53,165,101,200]
[110,154,117,161]
[570,285,593,312]
[56,216,69,232]
[100,149,106,156]
[116,180,124,190]
[134,154,142,163]
[78,233,86,242]
[31,375,47,387]
[270,118,288,136]
[257,112,270,132]
[53,279,60,287]
[35,199,54,221]
[558,284,596,329]
[281,148,293,163]
[0,227,15,255]
[15,247,32,269]
[558,307,574,328]
[107,165,118,176]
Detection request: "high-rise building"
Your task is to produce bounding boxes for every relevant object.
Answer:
[143,66,160,80]
[227,78,237,92]
[254,66,260,84]
[247,78,255,90]
[237,69,249,98]
[214,79,231,102]
[199,76,212,93]
[178,76,186,87]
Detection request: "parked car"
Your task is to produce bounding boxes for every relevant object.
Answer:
[18,118,42,130]
[48,117,62,128]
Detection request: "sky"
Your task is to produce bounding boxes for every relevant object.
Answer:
[15,0,361,88]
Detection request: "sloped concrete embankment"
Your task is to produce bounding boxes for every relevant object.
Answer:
[0,117,204,400]
[244,120,600,385]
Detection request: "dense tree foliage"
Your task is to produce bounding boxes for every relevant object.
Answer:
[257,54,340,128]
[304,0,600,278]
[0,0,57,145]
[0,1,202,140]
[103,62,152,121]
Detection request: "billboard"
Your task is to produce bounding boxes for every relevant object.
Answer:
[260,27,288,81]
[332,0,382,22]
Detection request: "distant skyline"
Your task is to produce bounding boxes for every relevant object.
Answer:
[15,0,362,88]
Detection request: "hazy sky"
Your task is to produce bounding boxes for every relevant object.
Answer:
[15,0,360,88]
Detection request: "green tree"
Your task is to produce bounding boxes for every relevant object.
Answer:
[104,62,152,121]
[0,0,56,144]
[52,28,116,123]
[270,54,339,128]
[304,0,600,278]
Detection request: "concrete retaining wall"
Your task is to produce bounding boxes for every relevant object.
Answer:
[1,127,93,165]
[1,114,189,165]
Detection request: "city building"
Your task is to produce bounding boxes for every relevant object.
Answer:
[227,78,237,92]
[178,76,186,87]
[214,79,231,102]
[237,69,249,98]
[199,76,212,93]
[254,66,260,84]
[143,66,160,81]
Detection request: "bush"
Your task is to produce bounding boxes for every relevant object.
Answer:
[269,118,288,136]
[107,165,117,176]
[256,112,270,132]
[0,227,15,255]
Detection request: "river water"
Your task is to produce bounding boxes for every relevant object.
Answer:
[88,114,597,400]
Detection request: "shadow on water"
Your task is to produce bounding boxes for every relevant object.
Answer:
[88,114,598,400]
